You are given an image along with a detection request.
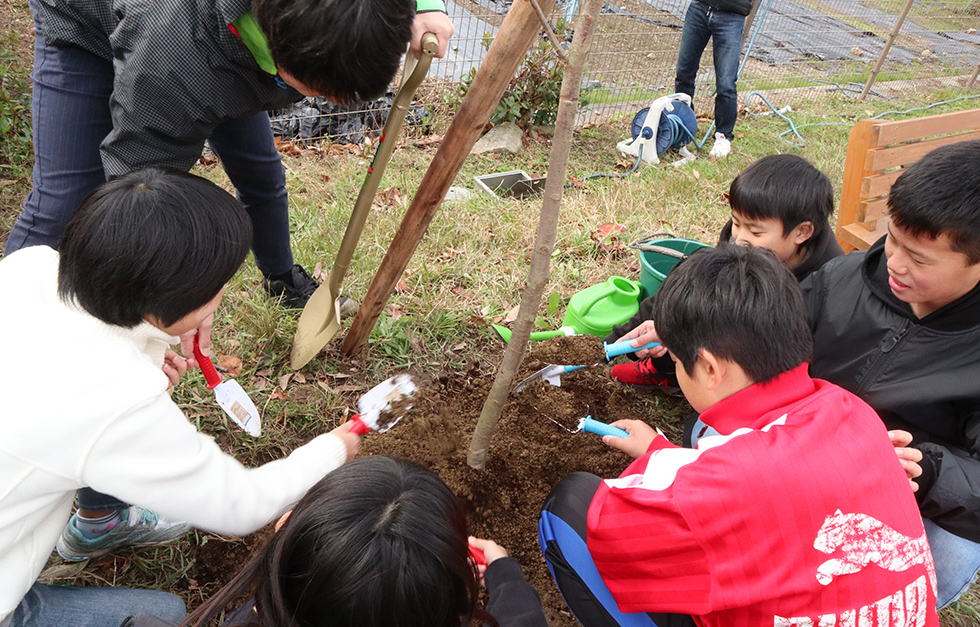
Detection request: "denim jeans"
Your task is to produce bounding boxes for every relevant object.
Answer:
[923,518,980,608]
[7,3,294,276]
[673,0,745,140]
[9,583,185,627]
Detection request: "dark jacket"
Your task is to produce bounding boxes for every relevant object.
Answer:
[695,0,753,18]
[604,229,842,344]
[120,558,548,627]
[801,237,980,542]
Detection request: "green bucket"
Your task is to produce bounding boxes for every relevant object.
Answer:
[635,236,712,298]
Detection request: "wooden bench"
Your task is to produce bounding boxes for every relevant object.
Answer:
[835,108,980,252]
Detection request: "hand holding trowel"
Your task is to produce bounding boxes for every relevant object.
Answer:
[347,374,417,436]
[512,339,661,394]
[290,34,439,370]
[193,336,262,436]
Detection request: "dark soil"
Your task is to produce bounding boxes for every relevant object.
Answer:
[526,334,607,366]
[355,358,689,627]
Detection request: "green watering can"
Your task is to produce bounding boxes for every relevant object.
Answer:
[493,276,642,342]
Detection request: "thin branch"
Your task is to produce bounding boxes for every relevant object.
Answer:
[528,0,568,63]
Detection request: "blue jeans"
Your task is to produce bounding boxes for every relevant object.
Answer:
[923,519,980,608]
[9,582,185,627]
[6,4,294,276]
[673,0,744,140]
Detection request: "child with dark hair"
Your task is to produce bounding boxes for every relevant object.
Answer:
[121,456,548,627]
[607,153,841,392]
[6,0,454,311]
[802,139,980,608]
[0,170,360,626]
[539,245,937,627]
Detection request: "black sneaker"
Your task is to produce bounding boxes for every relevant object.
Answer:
[263,264,359,318]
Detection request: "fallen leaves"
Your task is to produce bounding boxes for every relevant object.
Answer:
[590,222,628,254]
[216,354,242,377]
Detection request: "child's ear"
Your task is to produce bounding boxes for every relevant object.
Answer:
[698,349,725,390]
[790,221,814,245]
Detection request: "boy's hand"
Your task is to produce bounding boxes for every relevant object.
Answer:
[616,321,667,359]
[179,314,214,370]
[889,430,923,493]
[604,419,659,458]
[411,12,455,58]
[162,349,189,392]
[331,421,361,462]
[468,536,509,586]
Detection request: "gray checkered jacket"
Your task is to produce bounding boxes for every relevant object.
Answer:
[33,0,302,176]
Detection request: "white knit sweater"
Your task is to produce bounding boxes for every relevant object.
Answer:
[0,247,348,618]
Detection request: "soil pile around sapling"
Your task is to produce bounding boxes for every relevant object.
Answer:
[526,334,607,366]
[359,358,689,627]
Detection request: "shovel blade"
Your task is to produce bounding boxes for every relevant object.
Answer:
[291,285,342,369]
[214,379,262,436]
[357,374,417,433]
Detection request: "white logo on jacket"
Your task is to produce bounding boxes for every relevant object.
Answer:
[814,510,936,594]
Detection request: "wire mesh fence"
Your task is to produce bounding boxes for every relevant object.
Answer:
[269,0,980,144]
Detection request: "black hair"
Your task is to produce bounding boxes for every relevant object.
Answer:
[887,139,980,265]
[254,0,416,104]
[58,169,252,328]
[651,245,812,384]
[182,456,482,627]
[729,153,834,247]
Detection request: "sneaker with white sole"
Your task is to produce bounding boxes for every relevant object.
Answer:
[56,506,189,561]
[263,264,359,317]
[708,132,732,158]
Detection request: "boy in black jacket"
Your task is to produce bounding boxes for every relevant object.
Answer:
[801,139,980,608]
[608,154,842,391]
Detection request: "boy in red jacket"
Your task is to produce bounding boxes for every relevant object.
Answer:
[539,245,937,627]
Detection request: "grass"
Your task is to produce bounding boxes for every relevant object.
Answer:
[3,2,980,619]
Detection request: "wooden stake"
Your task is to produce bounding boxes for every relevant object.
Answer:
[341,0,558,354]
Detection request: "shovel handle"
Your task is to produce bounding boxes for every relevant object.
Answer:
[349,414,371,436]
[193,335,222,389]
[604,340,661,360]
[581,417,629,439]
[468,544,487,566]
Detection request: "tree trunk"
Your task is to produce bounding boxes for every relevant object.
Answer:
[467,0,605,470]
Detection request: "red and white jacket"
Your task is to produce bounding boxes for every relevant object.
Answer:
[587,364,938,627]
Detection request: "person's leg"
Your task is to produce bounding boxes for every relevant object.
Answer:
[10,582,186,627]
[923,518,980,608]
[539,473,696,627]
[673,1,712,101]
[707,11,744,140]
[208,113,293,277]
[5,4,113,255]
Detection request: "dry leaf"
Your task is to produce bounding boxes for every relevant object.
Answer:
[293,372,307,384]
[312,261,323,280]
[480,305,491,317]
[317,380,333,393]
[257,368,273,378]
[692,169,701,180]
[327,372,352,379]
[387,304,405,320]
[504,304,520,322]
[279,373,293,391]
[269,388,287,401]
[395,278,409,293]
[452,342,466,351]
[217,354,243,377]
[593,223,625,238]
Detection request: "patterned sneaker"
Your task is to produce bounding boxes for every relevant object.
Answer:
[56,506,189,561]
[609,358,682,396]
[708,132,732,158]
[263,264,359,317]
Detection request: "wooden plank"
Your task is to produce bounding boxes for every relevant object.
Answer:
[840,219,889,251]
[867,129,980,171]
[837,120,876,249]
[861,169,903,199]
[858,196,890,223]
[873,109,980,145]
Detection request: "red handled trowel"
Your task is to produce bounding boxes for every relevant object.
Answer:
[348,374,417,435]
[193,336,262,437]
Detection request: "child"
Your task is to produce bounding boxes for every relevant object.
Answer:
[0,170,359,625]
[607,153,841,391]
[123,457,548,627]
[540,245,937,626]
[802,138,980,608]
[7,0,453,310]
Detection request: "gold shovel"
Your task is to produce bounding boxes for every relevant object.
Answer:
[291,33,438,369]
